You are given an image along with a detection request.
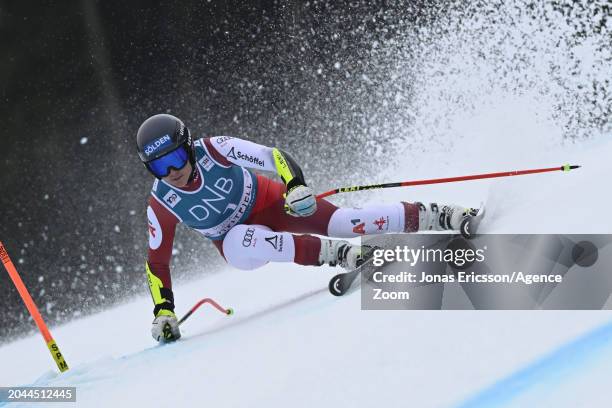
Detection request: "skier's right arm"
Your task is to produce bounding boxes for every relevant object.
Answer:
[146,196,181,342]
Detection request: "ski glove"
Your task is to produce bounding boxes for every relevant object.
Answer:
[284,185,317,217]
[271,148,317,217]
[152,309,181,343]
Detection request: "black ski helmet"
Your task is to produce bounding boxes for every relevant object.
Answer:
[136,114,195,175]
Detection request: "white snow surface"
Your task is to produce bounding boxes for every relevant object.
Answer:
[1,137,612,407]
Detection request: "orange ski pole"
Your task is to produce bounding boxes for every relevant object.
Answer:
[0,241,69,372]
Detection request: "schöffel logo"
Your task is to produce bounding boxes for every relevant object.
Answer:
[144,134,172,156]
[227,147,265,167]
[265,235,283,252]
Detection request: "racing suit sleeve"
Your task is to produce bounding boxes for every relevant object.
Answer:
[146,195,180,316]
[204,136,307,188]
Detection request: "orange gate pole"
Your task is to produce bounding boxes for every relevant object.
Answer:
[0,241,69,372]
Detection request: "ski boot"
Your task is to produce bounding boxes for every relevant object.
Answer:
[416,202,482,238]
[319,239,374,271]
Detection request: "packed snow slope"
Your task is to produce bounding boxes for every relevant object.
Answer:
[1,136,611,407]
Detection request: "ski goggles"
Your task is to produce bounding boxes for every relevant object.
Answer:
[145,144,190,178]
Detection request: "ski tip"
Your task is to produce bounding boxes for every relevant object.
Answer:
[329,275,345,297]
[460,218,472,239]
[460,204,486,239]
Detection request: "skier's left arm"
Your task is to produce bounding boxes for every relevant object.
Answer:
[205,136,317,217]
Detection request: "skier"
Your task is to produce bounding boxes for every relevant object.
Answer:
[137,114,476,342]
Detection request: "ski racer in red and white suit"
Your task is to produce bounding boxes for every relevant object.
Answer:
[139,117,472,343]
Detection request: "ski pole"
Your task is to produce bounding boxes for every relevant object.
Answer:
[178,297,234,326]
[0,241,69,372]
[316,164,580,199]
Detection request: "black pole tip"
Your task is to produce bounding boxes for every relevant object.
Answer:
[570,165,581,169]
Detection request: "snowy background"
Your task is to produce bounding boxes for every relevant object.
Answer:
[1,0,448,340]
[1,0,611,406]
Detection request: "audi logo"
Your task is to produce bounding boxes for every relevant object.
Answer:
[242,228,256,247]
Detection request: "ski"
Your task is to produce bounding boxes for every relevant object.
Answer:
[328,247,378,297]
[328,260,373,297]
[459,203,486,239]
